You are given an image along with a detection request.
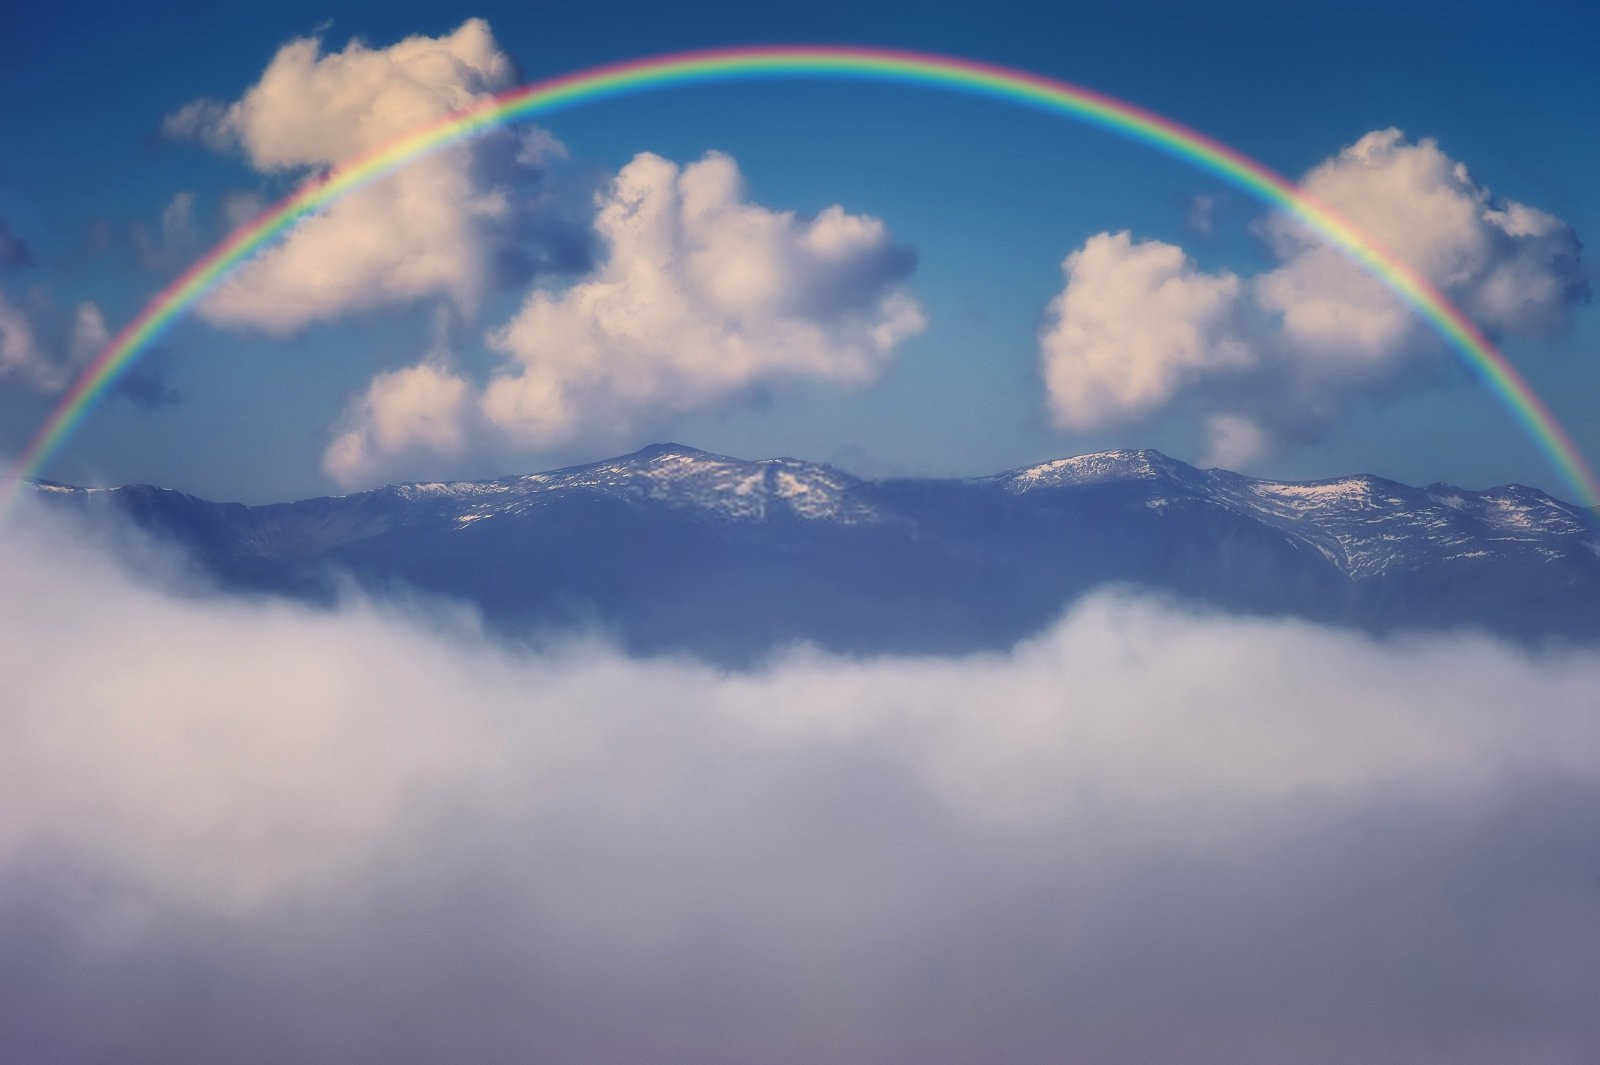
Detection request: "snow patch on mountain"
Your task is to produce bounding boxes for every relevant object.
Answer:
[374,445,884,527]
[995,449,1174,491]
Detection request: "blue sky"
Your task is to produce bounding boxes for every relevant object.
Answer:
[1,0,1596,502]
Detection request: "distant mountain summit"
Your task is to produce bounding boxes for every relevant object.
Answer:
[27,444,1600,660]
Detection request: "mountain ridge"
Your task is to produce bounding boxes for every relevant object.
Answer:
[22,443,1600,661]
[26,440,1595,527]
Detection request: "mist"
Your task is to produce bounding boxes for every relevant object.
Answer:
[2,504,1598,1063]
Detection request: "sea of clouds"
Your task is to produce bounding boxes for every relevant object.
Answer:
[2,503,1598,1063]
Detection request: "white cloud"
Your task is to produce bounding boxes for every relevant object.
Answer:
[165,19,544,334]
[1040,231,1255,431]
[480,151,924,449]
[1256,128,1585,363]
[322,150,924,484]
[322,307,479,487]
[2,506,1599,1062]
[323,361,475,486]
[1039,130,1586,465]
[168,19,511,171]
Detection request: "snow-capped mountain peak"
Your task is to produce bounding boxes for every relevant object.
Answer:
[991,448,1190,492]
[23,444,1598,657]
[380,444,882,528]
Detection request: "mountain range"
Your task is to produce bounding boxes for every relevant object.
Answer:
[27,443,1600,661]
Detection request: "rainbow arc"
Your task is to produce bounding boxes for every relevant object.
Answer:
[9,46,1596,507]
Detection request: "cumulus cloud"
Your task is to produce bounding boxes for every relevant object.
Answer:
[1261,129,1586,346]
[2,506,1598,1063]
[164,19,580,334]
[1040,130,1587,464]
[480,151,924,448]
[320,305,479,485]
[323,151,923,486]
[163,22,915,483]
[323,360,475,485]
[1040,231,1255,431]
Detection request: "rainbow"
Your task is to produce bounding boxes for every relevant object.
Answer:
[9,45,1598,507]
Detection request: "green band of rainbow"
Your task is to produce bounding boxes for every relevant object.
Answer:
[9,45,1598,507]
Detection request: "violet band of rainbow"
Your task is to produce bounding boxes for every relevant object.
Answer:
[9,46,1598,508]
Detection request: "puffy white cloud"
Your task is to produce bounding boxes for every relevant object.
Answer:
[2,507,1599,1062]
[480,151,924,449]
[1040,231,1255,431]
[323,361,475,487]
[165,20,553,334]
[323,150,924,484]
[1039,130,1586,466]
[1256,127,1585,363]
[200,160,513,333]
[321,307,479,487]
[181,20,511,170]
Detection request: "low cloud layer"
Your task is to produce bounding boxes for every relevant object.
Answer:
[2,506,1598,1063]
[1042,129,1589,466]
[326,151,923,487]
